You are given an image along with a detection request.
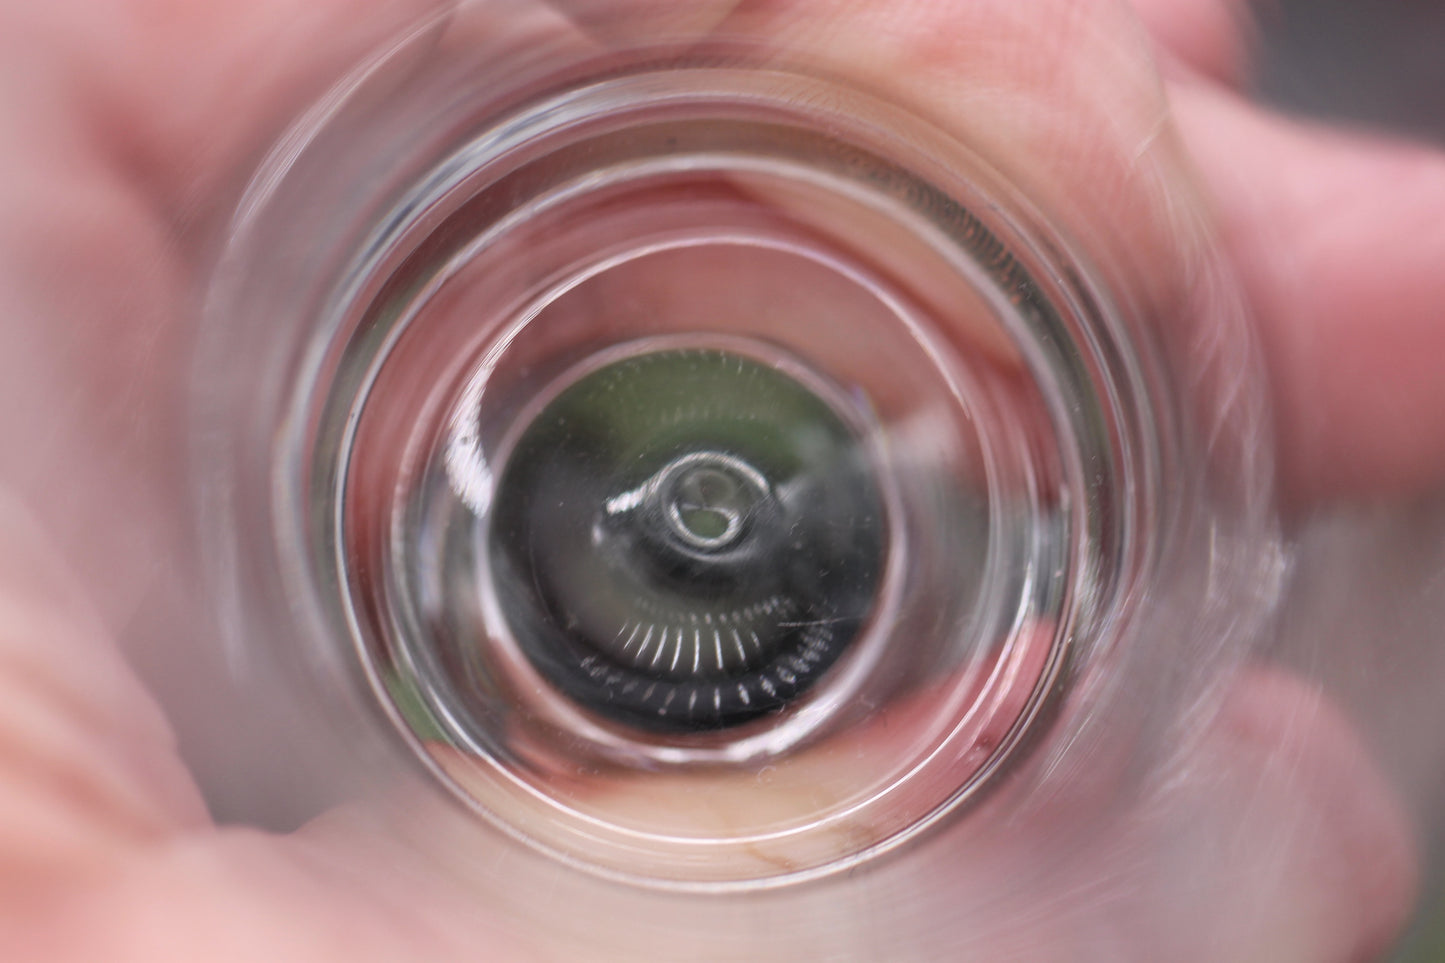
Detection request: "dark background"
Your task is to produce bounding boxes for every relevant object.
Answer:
[1260,0,1445,146]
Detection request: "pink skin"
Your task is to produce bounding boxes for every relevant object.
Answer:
[0,0,1432,959]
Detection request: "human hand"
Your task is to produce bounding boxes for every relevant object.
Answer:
[0,1,1436,960]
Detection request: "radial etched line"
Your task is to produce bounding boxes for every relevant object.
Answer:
[635,625,656,664]
[730,628,747,663]
[619,622,644,656]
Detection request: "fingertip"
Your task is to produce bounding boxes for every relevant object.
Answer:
[1130,0,1259,88]
[1198,667,1418,960]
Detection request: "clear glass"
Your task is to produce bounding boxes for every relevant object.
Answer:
[194,0,1279,949]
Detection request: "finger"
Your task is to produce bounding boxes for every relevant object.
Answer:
[6,828,535,963]
[1129,668,1416,961]
[1172,81,1445,504]
[2,0,453,225]
[554,0,1260,92]
[1129,0,1259,86]
[0,493,205,901]
[896,668,1416,962]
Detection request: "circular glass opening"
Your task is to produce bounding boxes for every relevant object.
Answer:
[489,348,886,732]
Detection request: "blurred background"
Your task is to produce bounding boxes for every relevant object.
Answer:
[1260,0,1445,146]
[1258,2,1445,959]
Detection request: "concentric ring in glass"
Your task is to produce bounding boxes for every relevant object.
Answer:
[260,53,1156,887]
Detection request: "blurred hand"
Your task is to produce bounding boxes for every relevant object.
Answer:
[0,0,1438,960]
